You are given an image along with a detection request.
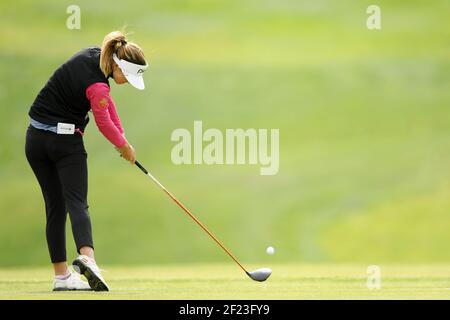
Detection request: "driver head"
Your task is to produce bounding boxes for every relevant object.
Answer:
[247,268,272,282]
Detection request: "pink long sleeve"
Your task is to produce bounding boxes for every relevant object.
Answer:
[86,82,127,148]
[108,100,124,135]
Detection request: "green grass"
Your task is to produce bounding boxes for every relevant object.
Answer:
[0,0,449,267]
[1,264,450,299]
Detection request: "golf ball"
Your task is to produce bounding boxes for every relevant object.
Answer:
[266,246,275,255]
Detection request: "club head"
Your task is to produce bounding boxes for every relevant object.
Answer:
[246,268,272,282]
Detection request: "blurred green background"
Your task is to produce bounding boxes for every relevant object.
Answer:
[0,0,449,267]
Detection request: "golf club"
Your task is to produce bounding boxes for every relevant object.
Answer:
[134,160,272,282]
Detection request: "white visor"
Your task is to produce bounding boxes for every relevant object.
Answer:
[113,54,149,90]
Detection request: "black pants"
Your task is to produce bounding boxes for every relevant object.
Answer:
[25,126,93,263]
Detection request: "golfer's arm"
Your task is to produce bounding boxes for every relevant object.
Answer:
[107,99,124,135]
[86,83,127,148]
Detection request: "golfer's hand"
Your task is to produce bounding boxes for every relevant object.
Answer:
[117,143,136,164]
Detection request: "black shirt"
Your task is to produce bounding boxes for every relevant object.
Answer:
[29,47,109,130]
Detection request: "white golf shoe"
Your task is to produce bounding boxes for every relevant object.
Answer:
[72,255,109,291]
[53,271,92,291]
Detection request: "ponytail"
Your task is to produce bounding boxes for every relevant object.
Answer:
[100,31,146,78]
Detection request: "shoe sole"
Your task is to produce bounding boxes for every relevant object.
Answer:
[72,259,109,292]
[53,287,92,292]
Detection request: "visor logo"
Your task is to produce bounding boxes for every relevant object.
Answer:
[137,69,145,74]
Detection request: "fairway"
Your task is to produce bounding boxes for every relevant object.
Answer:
[1,264,450,300]
[1,0,449,302]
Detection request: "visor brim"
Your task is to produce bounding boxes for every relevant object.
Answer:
[124,73,145,90]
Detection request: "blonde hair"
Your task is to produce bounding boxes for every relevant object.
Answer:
[100,31,146,78]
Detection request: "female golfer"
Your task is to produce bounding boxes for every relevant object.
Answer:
[25,31,148,291]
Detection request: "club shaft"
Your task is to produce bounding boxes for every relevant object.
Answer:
[135,161,248,273]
